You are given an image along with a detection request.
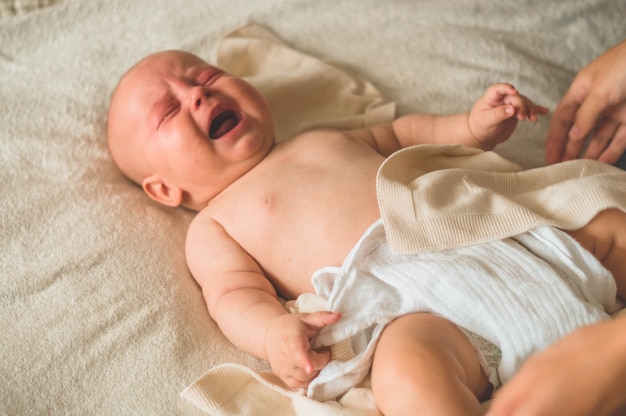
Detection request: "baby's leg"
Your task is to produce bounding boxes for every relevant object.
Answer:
[564,208,626,299]
[371,312,490,416]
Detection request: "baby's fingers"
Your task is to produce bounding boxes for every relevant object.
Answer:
[286,349,330,388]
[480,103,517,126]
[485,83,519,102]
[530,104,550,121]
[301,311,342,330]
[308,348,332,372]
[505,94,548,121]
[292,339,317,375]
[522,97,549,121]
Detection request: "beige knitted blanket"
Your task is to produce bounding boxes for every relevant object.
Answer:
[378,144,626,254]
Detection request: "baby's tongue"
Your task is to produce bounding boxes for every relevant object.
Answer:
[210,111,239,140]
[215,118,237,138]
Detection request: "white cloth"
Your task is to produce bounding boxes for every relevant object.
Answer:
[306,220,618,401]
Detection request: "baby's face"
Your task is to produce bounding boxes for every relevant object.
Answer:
[108,50,275,208]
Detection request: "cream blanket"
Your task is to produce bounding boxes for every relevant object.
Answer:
[378,145,626,253]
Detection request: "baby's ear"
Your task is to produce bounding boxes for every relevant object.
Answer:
[142,174,183,207]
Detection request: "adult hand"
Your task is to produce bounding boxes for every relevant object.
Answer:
[487,315,626,416]
[545,39,626,165]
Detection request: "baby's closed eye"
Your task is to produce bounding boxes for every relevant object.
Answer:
[157,99,180,129]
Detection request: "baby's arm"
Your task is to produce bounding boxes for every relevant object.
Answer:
[186,213,340,388]
[359,83,547,156]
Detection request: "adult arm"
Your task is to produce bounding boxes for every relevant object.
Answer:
[487,315,626,416]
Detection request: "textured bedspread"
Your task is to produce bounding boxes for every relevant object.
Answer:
[1,1,625,414]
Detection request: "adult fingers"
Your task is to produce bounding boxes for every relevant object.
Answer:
[545,100,579,163]
[487,376,565,416]
[598,123,626,165]
[581,118,618,160]
[486,377,531,416]
[567,91,606,143]
[488,392,563,416]
[545,75,592,163]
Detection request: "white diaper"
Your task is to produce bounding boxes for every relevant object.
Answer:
[306,219,617,401]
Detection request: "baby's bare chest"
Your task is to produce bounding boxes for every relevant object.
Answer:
[239,158,378,246]
[214,135,386,296]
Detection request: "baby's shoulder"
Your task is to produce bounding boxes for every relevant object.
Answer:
[186,209,222,245]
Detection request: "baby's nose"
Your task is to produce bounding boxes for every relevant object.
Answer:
[192,88,211,109]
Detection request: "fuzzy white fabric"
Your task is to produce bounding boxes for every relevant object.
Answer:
[1,0,626,415]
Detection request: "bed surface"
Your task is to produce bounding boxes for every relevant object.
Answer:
[1,1,625,414]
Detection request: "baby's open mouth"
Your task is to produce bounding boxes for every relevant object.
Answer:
[209,110,240,140]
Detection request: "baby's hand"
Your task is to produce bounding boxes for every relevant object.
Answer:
[468,83,549,150]
[264,311,341,389]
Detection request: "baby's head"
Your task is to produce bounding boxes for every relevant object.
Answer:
[107,50,275,210]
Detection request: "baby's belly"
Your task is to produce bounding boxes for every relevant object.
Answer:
[257,213,380,299]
